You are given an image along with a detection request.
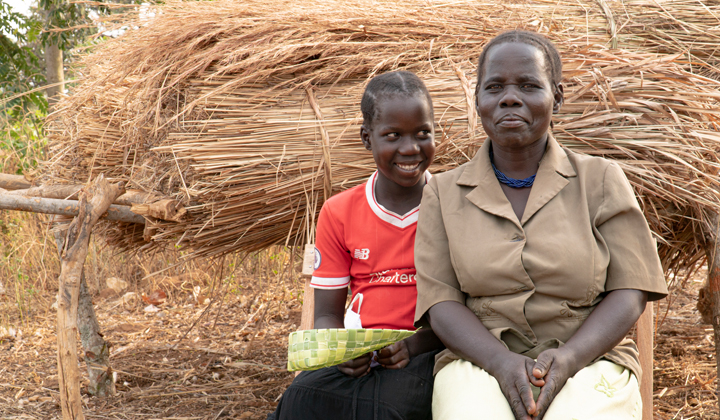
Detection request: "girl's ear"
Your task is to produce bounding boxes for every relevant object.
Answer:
[360,125,372,151]
[552,83,564,113]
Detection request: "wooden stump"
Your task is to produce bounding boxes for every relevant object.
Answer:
[56,176,124,420]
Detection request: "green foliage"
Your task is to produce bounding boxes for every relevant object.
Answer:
[0,1,46,112]
[38,0,106,50]
[0,1,47,174]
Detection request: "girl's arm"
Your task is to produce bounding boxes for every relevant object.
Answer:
[531,289,647,418]
[314,288,373,377]
[375,328,445,369]
[314,288,346,329]
[428,301,540,420]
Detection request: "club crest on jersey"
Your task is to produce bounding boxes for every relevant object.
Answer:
[353,248,370,260]
[314,247,322,270]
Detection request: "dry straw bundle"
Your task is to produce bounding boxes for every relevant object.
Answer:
[43,0,720,275]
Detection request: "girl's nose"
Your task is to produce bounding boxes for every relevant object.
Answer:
[399,137,421,154]
[500,87,522,108]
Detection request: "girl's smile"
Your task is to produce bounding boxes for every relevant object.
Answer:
[361,95,435,191]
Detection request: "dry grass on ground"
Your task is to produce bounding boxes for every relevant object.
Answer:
[0,211,719,419]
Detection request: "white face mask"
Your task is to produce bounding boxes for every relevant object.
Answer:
[343,293,363,329]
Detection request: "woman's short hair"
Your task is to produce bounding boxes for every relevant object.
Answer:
[475,30,562,95]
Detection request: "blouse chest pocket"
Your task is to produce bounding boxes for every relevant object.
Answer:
[445,210,535,297]
[445,199,603,302]
[522,200,603,302]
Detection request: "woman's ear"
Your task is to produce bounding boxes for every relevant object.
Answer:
[360,126,372,151]
[552,83,564,113]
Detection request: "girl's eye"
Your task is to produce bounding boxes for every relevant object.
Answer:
[418,130,431,137]
[386,132,399,139]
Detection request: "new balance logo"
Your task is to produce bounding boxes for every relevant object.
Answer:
[353,249,370,260]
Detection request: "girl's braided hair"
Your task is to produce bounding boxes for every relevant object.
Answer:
[361,71,433,128]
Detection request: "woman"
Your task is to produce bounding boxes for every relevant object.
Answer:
[413,30,668,420]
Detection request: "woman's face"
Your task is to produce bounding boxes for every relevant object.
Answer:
[476,42,563,150]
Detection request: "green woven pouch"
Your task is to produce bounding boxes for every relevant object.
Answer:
[287,328,416,371]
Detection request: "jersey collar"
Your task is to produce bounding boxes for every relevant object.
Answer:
[365,170,432,229]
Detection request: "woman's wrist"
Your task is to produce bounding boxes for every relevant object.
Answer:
[483,347,522,376]
[552,344,583,376]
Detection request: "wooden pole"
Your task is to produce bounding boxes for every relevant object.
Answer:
[1,181,186,222]
[0,173,31,190]
[0,193,145,224]
[56,175,124,420]
[703,212,720,418]
[54,223,116,398]
[637,302,654,420]
[299,244,315,331]
[3,182,169,207]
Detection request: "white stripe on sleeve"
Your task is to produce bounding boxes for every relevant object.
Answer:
[310,276,351,289]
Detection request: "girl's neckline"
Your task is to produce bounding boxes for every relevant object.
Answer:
[365,171,431,229]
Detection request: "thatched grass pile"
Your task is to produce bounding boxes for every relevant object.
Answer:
[42,0,720,275]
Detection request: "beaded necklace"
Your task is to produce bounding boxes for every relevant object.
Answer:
[490,150,536,188]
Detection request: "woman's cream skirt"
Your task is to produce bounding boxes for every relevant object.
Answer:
[433,359,641,420]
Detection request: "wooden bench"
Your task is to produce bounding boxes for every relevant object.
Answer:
[298,244,655,419]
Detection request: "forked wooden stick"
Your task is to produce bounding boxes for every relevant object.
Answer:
[56,175,124,420]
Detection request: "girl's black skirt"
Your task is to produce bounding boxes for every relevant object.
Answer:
[268,350,438,420]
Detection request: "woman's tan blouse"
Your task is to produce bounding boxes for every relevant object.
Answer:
[414,135,668,379]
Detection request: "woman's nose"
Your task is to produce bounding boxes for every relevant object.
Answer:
[500,87,522,107]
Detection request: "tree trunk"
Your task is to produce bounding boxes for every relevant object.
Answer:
[702,211,720,417]
[45,42,64,105]
[56,176,124,420]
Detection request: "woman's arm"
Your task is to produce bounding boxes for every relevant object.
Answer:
[531,289,647,418]
[314,288,373,377]
[428,301,541,420]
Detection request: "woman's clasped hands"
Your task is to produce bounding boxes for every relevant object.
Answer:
[488,347,582,420]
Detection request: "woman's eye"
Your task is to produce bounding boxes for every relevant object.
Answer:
[522,83,539,90]
[485,84,502,91]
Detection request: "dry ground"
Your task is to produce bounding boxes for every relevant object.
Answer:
[0,266,718,419]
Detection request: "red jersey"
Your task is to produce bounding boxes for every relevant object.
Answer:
[310,171,431,330]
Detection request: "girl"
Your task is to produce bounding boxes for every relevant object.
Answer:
[413,30,667,420]
[269,71,444,420]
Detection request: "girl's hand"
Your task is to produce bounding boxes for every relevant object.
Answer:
[337,353,373,377]
[376,340,411,369]
[531,348,579,419]
[486,351,540,420]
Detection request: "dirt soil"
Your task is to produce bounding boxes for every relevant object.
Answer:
[0,269,717,419]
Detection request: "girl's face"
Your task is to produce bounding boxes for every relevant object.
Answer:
[476,42,563,150]
[361,95,435,188]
